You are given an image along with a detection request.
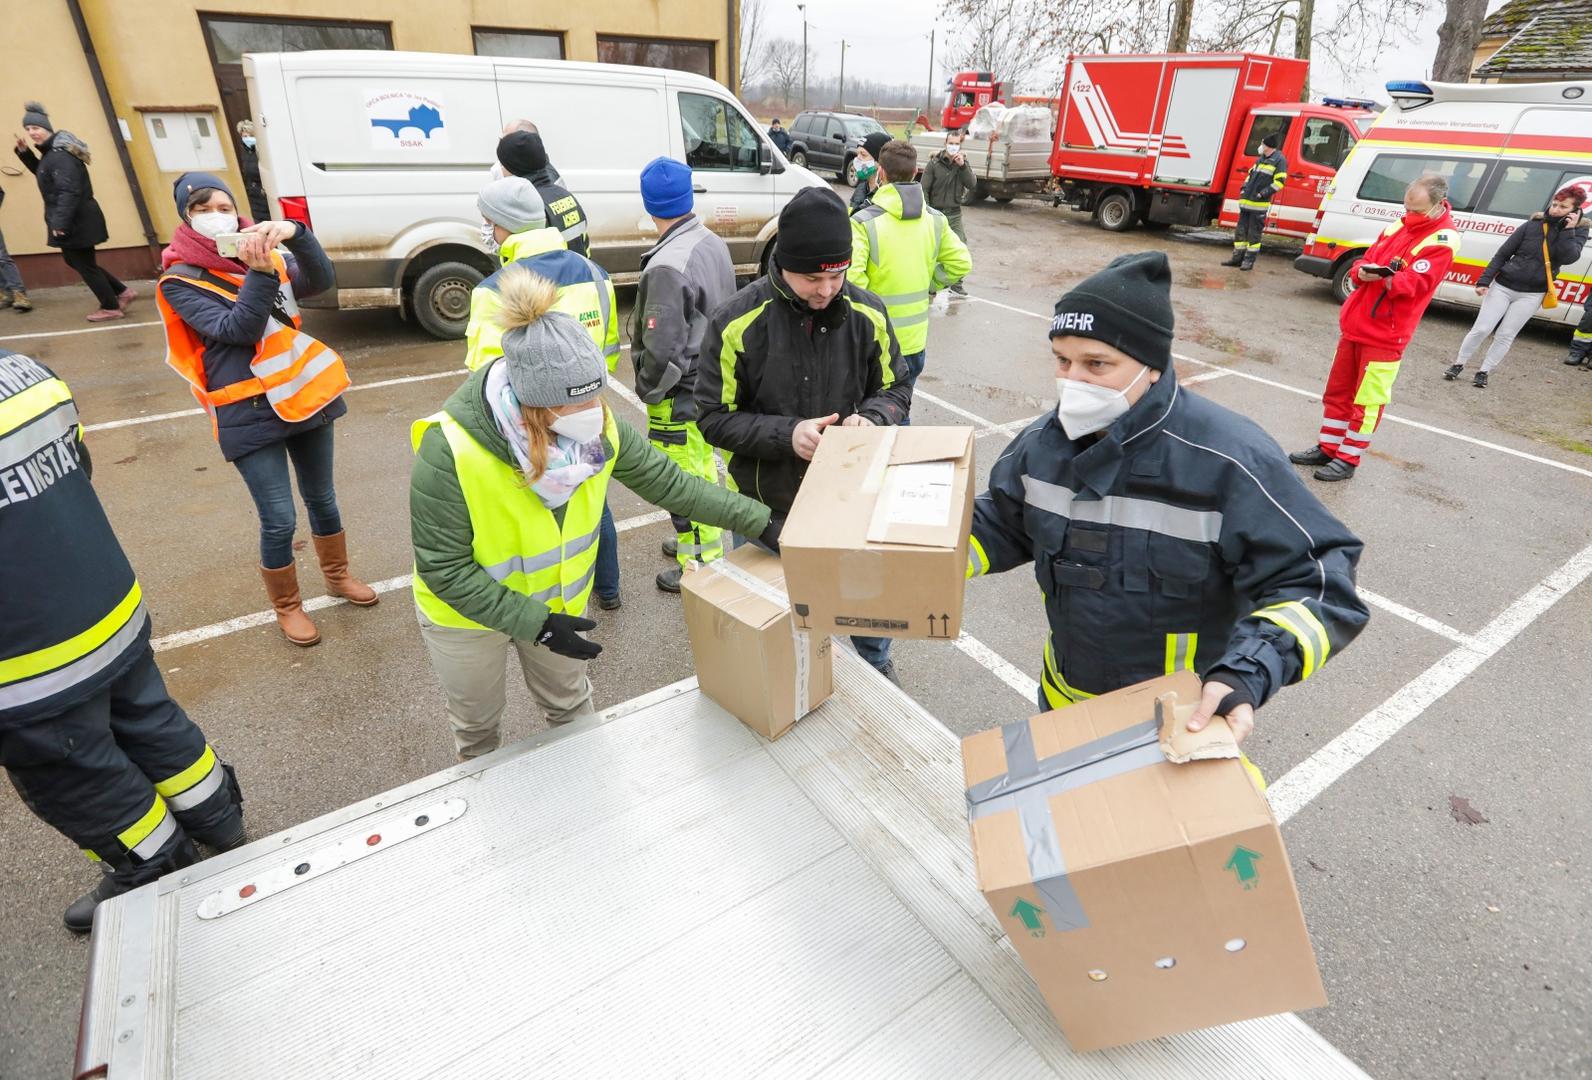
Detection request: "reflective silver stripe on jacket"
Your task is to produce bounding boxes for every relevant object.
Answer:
[0,398,78,472]
[481,525,601,583]
[0,603,150,709]
[1021,475,1223,543]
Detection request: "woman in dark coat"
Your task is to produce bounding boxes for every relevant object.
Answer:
[14,102,133,321]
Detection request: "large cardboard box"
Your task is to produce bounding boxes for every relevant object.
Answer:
[960,671,1327,1051]
[680,546,833,741]
[781,426,974,641]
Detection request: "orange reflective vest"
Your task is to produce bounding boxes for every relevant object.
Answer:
[156,253,350,439]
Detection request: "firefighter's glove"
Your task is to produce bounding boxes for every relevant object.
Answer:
[536,613,603,659]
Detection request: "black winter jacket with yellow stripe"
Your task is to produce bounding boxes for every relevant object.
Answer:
[694,264,911,515]
[968,367,1368,711]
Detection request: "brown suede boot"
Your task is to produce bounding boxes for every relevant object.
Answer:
[312,530,378,606]
[260,564,321,646]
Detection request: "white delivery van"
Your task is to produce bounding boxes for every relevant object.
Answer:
[1295,79,1592,332]
[243,50,827,338]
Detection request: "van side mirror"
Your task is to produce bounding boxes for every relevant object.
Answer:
[759,142,777,175]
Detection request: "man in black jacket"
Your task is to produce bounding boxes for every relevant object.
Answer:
[696,186,911,680]
[496,131,591,257]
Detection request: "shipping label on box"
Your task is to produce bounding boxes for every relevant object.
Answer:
[960,672,1327,1052]
[780,426,974,640]
[680,546,833,741]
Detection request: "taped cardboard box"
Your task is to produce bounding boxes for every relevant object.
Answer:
[680,546,833,741]
[781,425,974,640]
[960,671,1326,1051]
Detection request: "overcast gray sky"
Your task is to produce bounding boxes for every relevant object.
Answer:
[753,0,1511,103]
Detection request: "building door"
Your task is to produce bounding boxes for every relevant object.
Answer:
[199,15,392,164]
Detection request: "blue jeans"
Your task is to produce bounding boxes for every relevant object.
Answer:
[730,530,893,674]
[595,501,620,600]
[0,225,24,292]
[901,350,926,425]
[231,422,342,568]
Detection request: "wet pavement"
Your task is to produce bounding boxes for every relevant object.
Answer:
[3,196,1590,1079]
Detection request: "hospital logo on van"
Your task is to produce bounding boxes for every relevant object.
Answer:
[365,90,449,150]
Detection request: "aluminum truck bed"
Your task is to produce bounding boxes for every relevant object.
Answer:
[77,651,1367,1079]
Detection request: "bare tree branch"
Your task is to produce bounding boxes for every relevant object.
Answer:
[740,0,770,93]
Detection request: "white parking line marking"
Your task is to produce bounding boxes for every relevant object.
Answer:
[957,294,1592,482]
[1268,540,1592,824]
[150,509,671,653]
[0,320,161,342]
[912,388,1002,432]
[953,632,1040,702]
[1181,369,1234,385]
[1356,587,1476,649]
[85,367,470,432]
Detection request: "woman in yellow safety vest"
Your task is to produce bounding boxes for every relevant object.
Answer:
[156,172,374,646]
[409,267,779,760]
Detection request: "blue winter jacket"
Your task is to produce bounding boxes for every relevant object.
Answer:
[969,367,1369,712]
[158,227,344,462]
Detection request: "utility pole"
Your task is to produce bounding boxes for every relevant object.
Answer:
[838,39,849,110]
[798,3,808,110]
[925,28,936,129]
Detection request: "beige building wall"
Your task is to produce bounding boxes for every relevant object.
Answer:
[3,1,731,284]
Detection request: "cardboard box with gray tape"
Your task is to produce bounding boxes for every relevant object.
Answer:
[960,671,1327,1051]
[780,425,974,641]
[680,545,833,741]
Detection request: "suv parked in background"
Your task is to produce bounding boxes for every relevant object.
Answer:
[787,111,890,184]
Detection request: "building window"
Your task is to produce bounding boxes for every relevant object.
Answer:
[597,35,713,78]
[473,28,565,60]
[199,15,392,163]
[679,92,761,171]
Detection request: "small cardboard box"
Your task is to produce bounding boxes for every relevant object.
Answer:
[680,546,833,741]
[960,671,1327,1052]
[781,425,974,641]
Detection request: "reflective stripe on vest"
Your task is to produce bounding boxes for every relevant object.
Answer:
[156,253,350,439]
[410,404,617,630]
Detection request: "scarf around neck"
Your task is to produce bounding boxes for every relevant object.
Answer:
[484,361,606,509]
[161,219,258,275]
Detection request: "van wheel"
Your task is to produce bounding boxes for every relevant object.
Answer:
[1331,256,1364,304]
[412,261,483,340]
[791,149,808,169]
[1095,191,1136,232]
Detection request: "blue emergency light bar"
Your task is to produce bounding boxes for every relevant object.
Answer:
[1385,81,1434,96]
[1322,96,1378,110]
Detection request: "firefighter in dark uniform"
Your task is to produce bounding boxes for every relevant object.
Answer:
[0,350,244,932]
[1223,131,1288,271]
[965,253,1369,742]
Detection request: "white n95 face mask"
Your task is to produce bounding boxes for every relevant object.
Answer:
[551,405,604,444]
[1055,367,1148,439]
[190,212,239,239]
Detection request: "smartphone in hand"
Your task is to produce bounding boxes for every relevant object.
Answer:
[214,233,247,258]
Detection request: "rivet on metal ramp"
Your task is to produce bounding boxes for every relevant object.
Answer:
[294,862,310,876]
[414,814,429,826]
[367,833,382,846]
[239,884,256,898]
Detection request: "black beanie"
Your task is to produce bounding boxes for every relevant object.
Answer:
[860,132,891,161]
[497,131,548,178]
[776,187,852,274]
[1259,131,1281,151]
[1049,251,1175,371]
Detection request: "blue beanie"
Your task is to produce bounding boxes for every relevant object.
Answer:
[640,157,694,219]
[174,172,235,219]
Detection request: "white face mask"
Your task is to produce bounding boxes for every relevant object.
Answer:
[1055,367,1149,439]
[550,405,604,444]
[190,211,239,239]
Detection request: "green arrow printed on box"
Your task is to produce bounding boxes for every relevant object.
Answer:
[1225,845,1262,888]
[1011,897,1046,936]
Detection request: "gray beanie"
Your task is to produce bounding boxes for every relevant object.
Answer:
[477,176,546,234]
[495,266,607,407]
[22,102,53,132]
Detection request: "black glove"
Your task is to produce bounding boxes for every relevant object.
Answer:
[756,517,784,553]
[535,613,602,659]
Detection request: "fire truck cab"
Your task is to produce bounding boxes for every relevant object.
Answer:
[943,71,1004,131]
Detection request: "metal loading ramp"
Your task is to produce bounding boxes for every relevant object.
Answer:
[78,651,1369,1079]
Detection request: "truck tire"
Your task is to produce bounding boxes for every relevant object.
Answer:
[791,149,809,169]
[994,195,1015,204]
[963,182,989,205]
[1331,254,1365,304]
[1095,191,1135,232]
[411,260,484,340]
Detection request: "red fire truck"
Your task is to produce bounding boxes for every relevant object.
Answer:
[1050,52,1376,234]
[942,71,1004,130]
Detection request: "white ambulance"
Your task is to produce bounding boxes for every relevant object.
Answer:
[1294,79,1592,331]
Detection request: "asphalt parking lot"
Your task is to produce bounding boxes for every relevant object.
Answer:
[3,196,1590,1079]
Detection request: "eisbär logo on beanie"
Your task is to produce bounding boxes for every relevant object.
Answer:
[567,378,603,398]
